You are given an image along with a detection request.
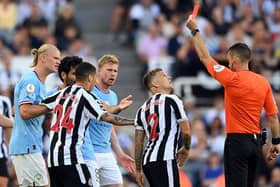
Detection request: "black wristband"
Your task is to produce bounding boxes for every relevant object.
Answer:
[272,137,280,145]
[191,29,199,36]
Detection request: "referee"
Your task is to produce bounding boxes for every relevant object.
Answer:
[186,15,280,187]
[135,69,191,187]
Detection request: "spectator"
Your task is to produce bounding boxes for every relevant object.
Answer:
[267,7,280,41]
[186,119,209,187]
[0,48,21,100]
[54,3,81,43]
[129,0,160,42]
[201,152,223,187]
[270,166,280,187]
[203,95,225,127]
[111,0,135,41]
[210,6,230,35]
[137,22,167,85]
[22,3,49,48]
[0,0,17,41]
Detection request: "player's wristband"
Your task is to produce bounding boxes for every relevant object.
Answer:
[191,29,199,36]
[272,137,280,145]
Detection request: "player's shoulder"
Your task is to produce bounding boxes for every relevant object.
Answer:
[165,94,182,101]
[19,71,40,85]
[250,71,270,86]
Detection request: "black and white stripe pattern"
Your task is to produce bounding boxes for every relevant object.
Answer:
[42,85,106,167]
[135,93,188,165]
[0,96,12,159]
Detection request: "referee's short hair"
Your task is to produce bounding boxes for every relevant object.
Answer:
[227,43,251,63]
[58,56,83,81]
[143,68,162,90]
[75,62,96,81]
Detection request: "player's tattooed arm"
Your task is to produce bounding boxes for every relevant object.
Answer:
[182,134,191,150]
[101,113,134,126]
[135,130,145,172]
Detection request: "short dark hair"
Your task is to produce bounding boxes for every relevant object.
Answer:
[227,43,251,62]
[75,62,96,81]
[143,68,162,90]
[58,56,83,81]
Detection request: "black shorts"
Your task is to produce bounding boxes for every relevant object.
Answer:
[48,164,92,187]
[224,133,262,187]
[0,157,9,177]
[143,159,179,187]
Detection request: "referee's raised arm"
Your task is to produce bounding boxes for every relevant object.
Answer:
[185,15,215,68]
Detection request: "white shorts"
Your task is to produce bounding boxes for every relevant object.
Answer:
[85,160,100,187]
[95,152,123,186]
[11,153,49,187]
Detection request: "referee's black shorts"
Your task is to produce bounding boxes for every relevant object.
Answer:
[143,159,179,187]
[224,133,262,187]
[48,164,92,187]
[0,157,9,177]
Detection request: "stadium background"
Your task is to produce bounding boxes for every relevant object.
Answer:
[1,0,280,186]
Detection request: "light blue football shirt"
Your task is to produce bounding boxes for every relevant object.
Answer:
[47,86,61,96]
[9,71,46,155]
[82,86,118,160]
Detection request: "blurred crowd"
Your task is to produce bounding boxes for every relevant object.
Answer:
[0,0,93,98]
[1,0,280,187]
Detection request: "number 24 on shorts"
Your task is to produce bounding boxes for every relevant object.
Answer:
[50,104,74,133]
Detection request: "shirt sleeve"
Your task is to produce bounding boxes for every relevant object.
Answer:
[264,84,279,115]
[135,107,144,131]
[84,92,107,120]
[207,60,236,87]
[169,95,189,122]
[41,91,60,110]
[18,79,39,105]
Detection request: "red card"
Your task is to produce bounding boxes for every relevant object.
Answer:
[192,4,200,18]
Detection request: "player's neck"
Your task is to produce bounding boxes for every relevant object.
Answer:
[75,81,90,92]
[233,62,249,72]
[152,88,170,95]
[95,80,110,93]
[33,67,48,83]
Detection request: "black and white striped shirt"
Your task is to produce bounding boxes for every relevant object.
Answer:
[41,84,107,167]
[135,93,188,165]
[0,96,12,159]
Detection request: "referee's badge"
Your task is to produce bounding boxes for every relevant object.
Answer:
[26,84,35,93]
[214,64,225,72]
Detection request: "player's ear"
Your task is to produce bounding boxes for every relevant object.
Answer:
[61,72,67,82]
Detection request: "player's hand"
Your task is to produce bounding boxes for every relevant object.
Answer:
[267,144,280,161]
[136,171,144,187]
[118,153,136,176]
[102,102,109,110]
[119,95,133,110]
[176,147,189,167]
[186,15,198,30]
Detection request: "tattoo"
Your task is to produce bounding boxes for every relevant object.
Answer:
[102,113,134,126]
[182,134,191,150]
[135,130,145,171]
